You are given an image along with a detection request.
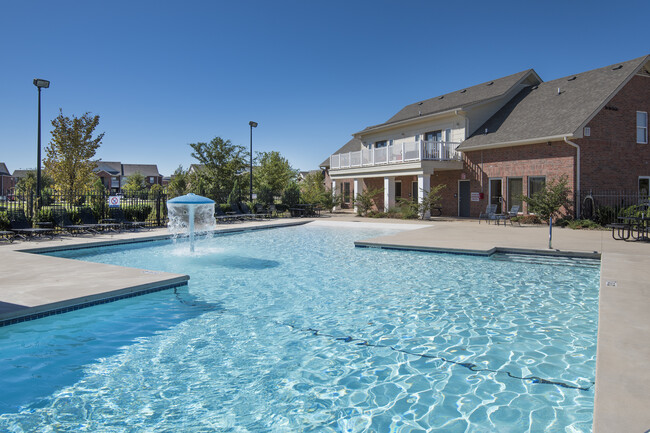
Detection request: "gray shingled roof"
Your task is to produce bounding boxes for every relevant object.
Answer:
[95,161,122,175]
[122,164,160,177]
[320,138,363,168]
[360,70,538,133]
[458,55,650,150]
[12,169,33,178]
[0,163,9,176]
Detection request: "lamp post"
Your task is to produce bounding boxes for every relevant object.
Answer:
[33,78,50,204]
[249,121,258,201]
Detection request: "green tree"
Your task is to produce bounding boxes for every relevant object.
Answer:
[189,137,246,202]
[254,151,298,196]
[281,182,301,208]
[167,165,188,198]
[256,184,275,206]
[44,110,104,193]
[521,176,572,222]
[14,170,54,194]
[300,171,325,205]
[354,187,383,217]
[228,182,243,206]
[123,171,146,195]
[417,184,445,219]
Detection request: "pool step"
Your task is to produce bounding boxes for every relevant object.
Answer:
[491,253,600,269]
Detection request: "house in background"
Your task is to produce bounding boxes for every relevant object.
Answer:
[322,54,650,217]
[0,163,13,196]
[94,162,162,193]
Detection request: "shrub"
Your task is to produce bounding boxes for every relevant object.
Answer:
[512,214,543,224]
[34,208,55,224]
[567,219,602,230]
[354,187,383,217]
[256,184,274,206]
[0,211,9,230]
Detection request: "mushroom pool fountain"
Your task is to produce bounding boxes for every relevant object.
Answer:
[167,193,216,252]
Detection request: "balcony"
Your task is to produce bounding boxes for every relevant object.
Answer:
[330,140,461,170]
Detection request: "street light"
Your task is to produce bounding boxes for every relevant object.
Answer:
[33,78,50,203]
[249,121,258,201]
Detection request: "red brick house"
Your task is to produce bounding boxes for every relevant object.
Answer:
[0,163,14,197]
[321,55,650,217]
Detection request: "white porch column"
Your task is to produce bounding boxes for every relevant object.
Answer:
[331,180,337,211]
[353,178,360,214]
[418,174,431,218]
[384,176,395,212]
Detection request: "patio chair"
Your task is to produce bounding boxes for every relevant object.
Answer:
[9,209,55,240]
[239,202,262,220]
[478,204,498,224]
[230,203,254,220]
[53,209,97,236]
[254,203,271,218]
[109,208,147,231]
[497,205,520,226]
[0,230,15,243]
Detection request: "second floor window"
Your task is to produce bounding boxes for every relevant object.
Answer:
[375,140,387,148]
[425,130,442,142]
[638,111,648,144]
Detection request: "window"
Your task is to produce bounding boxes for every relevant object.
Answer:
[528,176,546,197]
[375,140,387,148]
[445,129,452,142]
[638,111,648,144]
[507,178,523,210]
[343,182,351,203]
[414,134,420,141]
[639,177,650,199]
[584,126,591,137]
[395,181,402,198]
[425,130,442,142]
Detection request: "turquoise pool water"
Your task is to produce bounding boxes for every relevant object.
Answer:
[0,223,600,432]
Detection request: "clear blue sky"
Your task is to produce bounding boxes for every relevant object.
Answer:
[1,0,647,176]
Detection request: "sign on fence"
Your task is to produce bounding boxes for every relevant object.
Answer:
[108,196,121,208]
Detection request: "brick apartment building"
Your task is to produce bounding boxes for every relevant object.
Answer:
[321,55,649,217]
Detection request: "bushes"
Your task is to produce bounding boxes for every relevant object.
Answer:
[0,211,9,230]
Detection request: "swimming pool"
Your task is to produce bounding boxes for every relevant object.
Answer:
[0,223,600,432]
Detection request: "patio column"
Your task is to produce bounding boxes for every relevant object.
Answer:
[331,180,337,211]
[384,176,395,212]
[418,174,430,218]
[353,178,359,214]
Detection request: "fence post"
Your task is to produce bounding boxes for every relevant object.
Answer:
[156,192,161,226]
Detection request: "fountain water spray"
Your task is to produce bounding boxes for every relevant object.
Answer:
[167,193,216,252]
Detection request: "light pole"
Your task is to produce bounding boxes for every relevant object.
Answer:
[33,78,50,203]
[249,121,258,201]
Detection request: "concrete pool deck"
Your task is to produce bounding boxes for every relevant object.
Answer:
[0,215,647,432]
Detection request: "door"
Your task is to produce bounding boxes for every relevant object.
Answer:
[489,179,503,214]
[458,180,470,217]
[412,181,418,202]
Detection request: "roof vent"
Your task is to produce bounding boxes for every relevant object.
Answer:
[484,128,488,135]
[612,65,623,70]
[531,85,538,90]
[438,96,444,99]
[460,89,467,93]
[418,102,423,105]
[567,76,577,81]
[486,81,494,86]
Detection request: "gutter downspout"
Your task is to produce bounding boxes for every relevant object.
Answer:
[564,136,581,219]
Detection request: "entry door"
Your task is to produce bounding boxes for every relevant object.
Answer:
[458,180,470,217]
[412,181,418,202]
[489,179,503,214]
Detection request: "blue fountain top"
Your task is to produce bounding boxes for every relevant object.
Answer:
[168,193,215,204]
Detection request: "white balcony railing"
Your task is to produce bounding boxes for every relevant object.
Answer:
[330,140,461,170]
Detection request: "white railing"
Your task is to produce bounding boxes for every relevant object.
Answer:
[330,140,461,170]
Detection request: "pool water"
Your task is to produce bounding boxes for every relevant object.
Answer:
[0,223,600,432]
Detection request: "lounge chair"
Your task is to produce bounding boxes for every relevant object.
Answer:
[0,230,15,243]
[230,203,254,220]
[10,209,55,240]
[214,206,237,223]
[497,205,520,226]
[254,203,271,218]
[80,208,120,232]
[109,208,147,231]
[53,209,97,236]
[240,202,262,220]
[478,204,498,224]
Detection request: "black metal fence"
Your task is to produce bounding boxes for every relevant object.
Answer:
[0,190,168,227]
[577,190,649,225]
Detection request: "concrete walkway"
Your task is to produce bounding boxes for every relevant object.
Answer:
[0,215,647,432]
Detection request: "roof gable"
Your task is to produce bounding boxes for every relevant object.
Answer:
[0,163,9,176]
[459,55,650,150]
[122,164,160,177]
[359,69,540,134]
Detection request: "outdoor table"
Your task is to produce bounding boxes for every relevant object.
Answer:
[618,216,650,241]
[289,208,304,217]
[35,221,53,228]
